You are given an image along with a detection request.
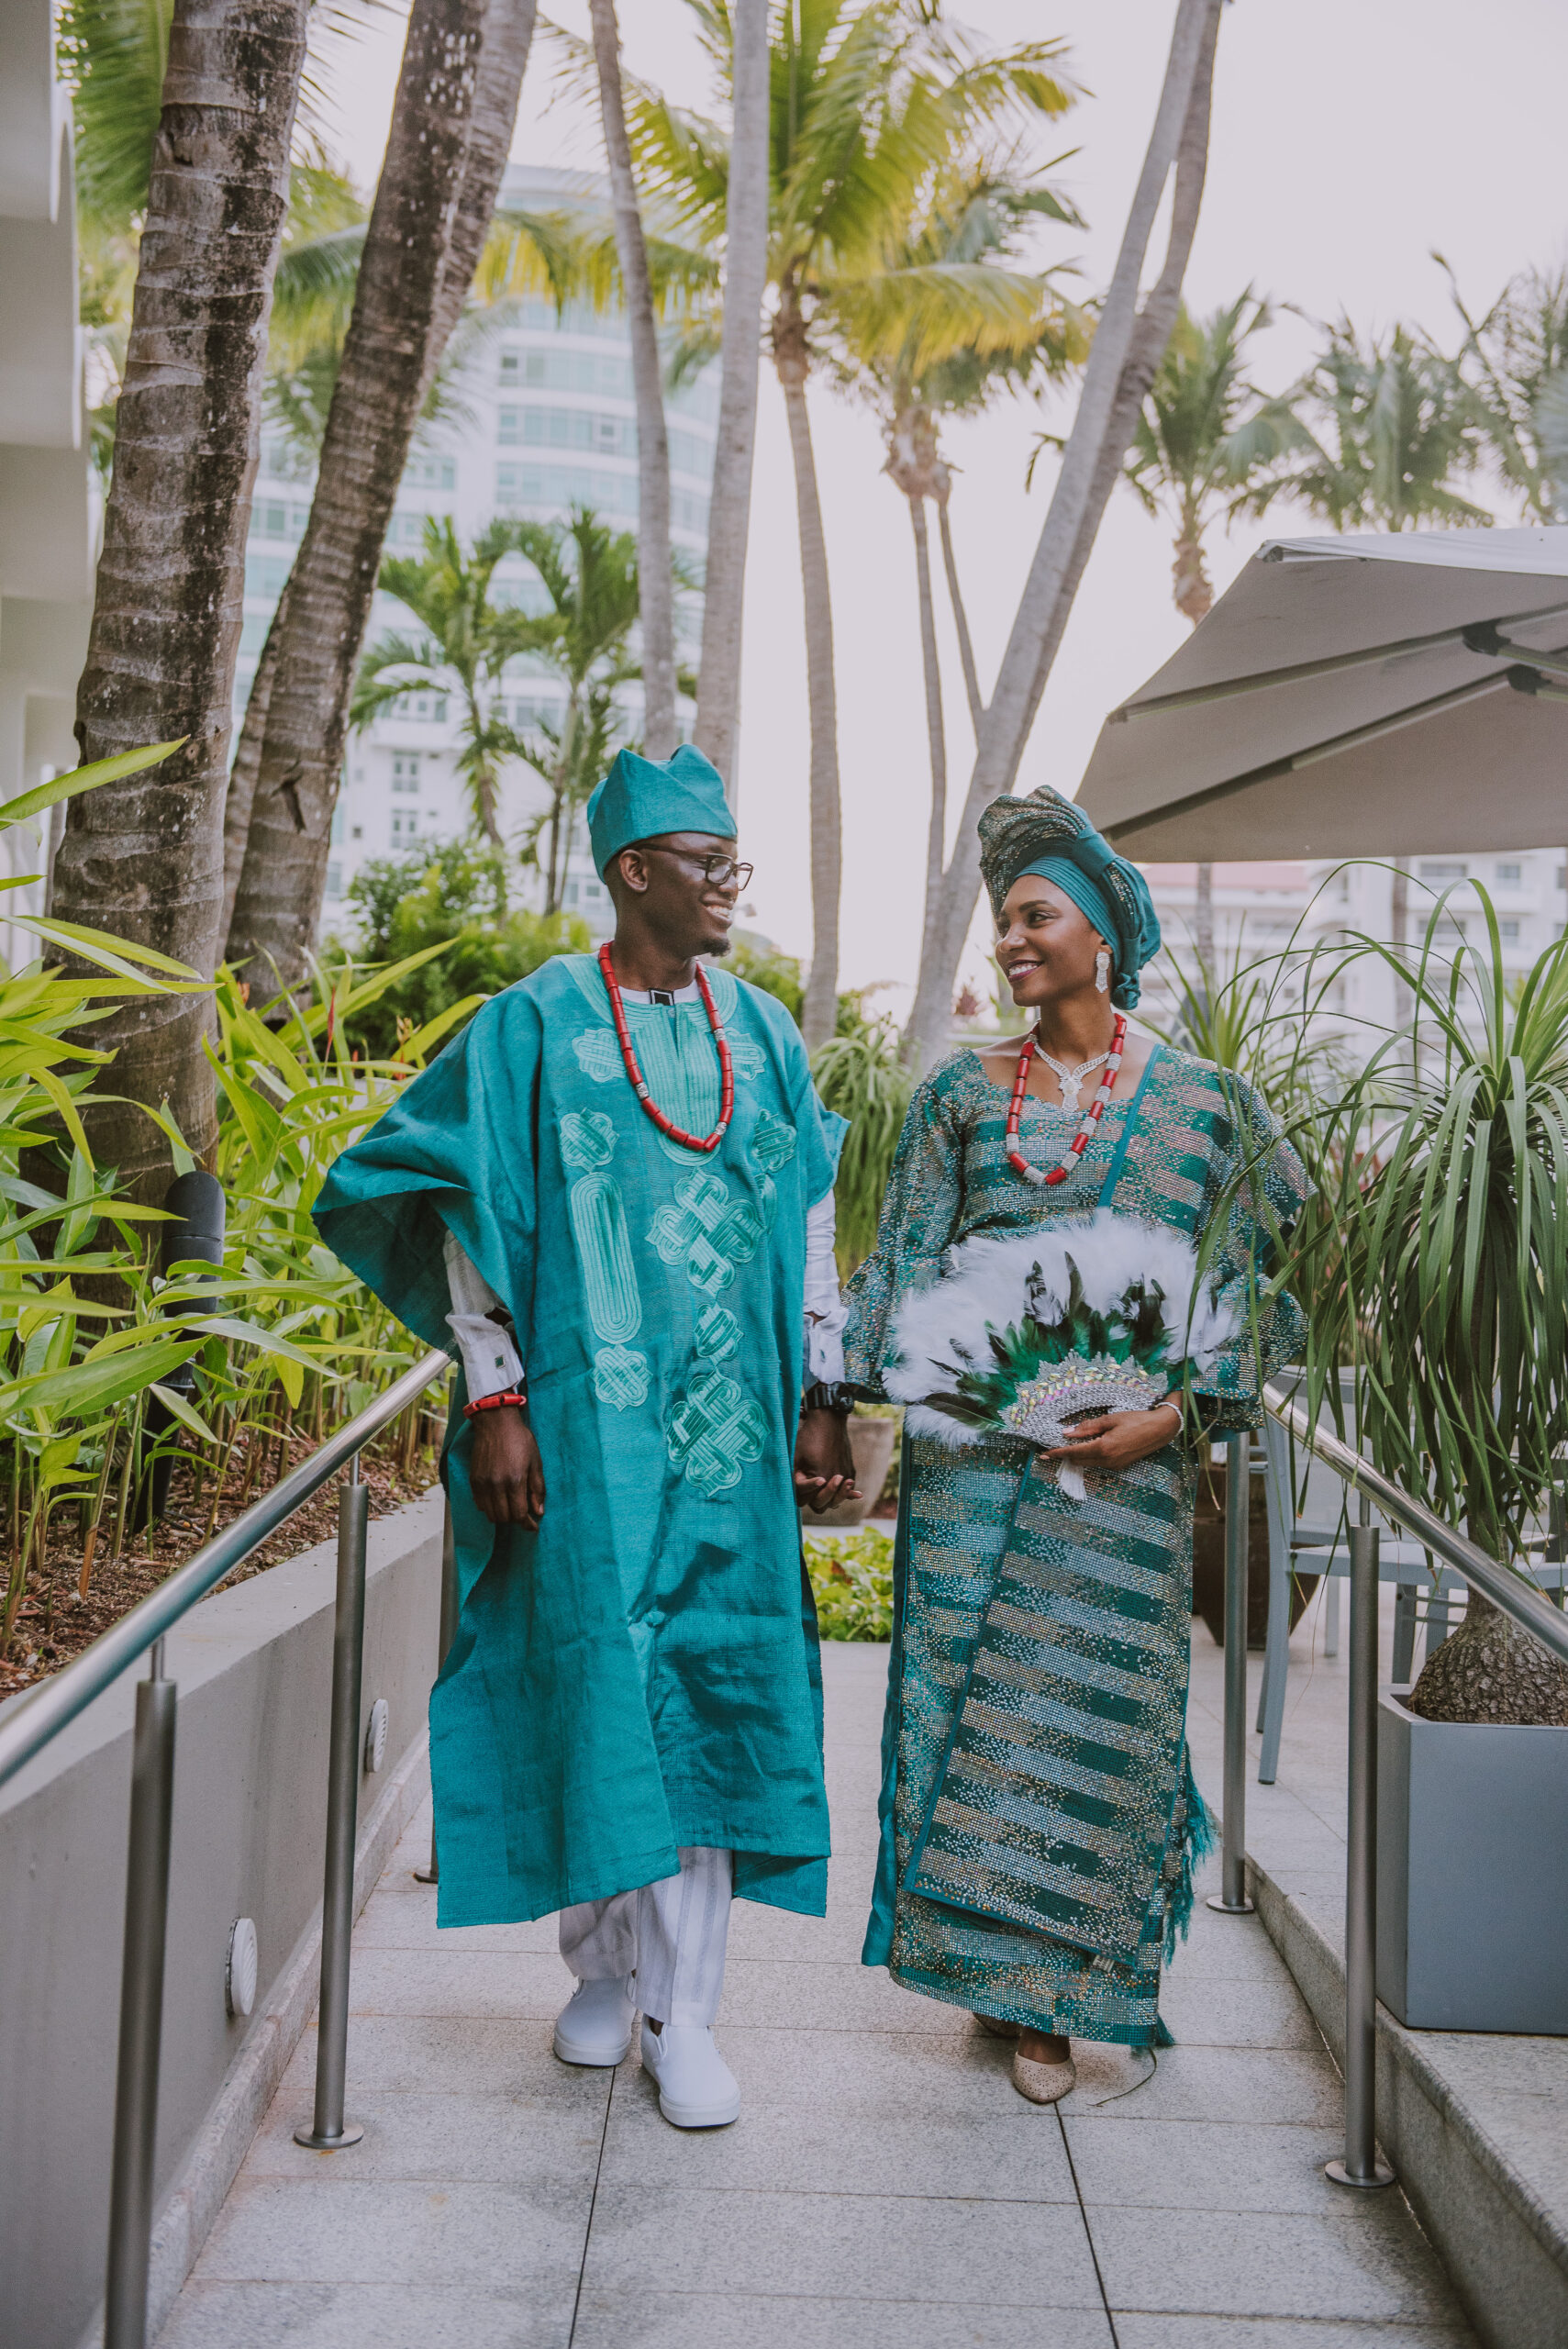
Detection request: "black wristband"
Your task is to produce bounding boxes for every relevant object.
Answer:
[803,1380,856,1417]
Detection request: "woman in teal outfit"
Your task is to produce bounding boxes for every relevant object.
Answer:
[845,785,1307,2104]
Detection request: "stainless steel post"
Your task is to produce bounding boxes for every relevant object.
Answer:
[1327,1506,1395,2188]
[1207,1432,1254,1915]
[295,1461,369,2150]
[414,1494,458,1887]
[104,1642,177,2349]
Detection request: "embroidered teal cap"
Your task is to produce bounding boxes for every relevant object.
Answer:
[978,785,1162,1011]
[586,745,735,878]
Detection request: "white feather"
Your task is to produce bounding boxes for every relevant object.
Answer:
[884,1207,1237,1416]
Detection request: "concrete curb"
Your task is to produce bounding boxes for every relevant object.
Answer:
[75,1730,430,2349]
[1247,1852,1568,2349]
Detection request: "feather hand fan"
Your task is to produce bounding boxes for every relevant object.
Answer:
[884,1210,1236,1500]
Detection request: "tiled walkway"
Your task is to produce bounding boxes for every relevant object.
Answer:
[161,1631,1474,2348]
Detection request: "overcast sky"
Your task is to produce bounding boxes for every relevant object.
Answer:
[316,0,1568,1012]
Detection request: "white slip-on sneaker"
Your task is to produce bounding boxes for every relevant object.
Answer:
[552,1974,637,2065]
[640,2021,741,2128]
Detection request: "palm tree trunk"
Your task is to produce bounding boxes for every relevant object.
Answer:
[692,0,769,796]
[902,0,1222,1073]
[909,496,948,975]
[223,567,292,942]
[936,495,984,734]
[589,0,676,761]
[224,0,537,992]
[52,0,308,1194]
[775,299,841,1050]
[1195,862,1215,967]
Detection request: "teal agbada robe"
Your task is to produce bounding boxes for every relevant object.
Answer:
[314,953,845,1929]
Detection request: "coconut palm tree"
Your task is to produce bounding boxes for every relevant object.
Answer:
[223,0,540,996]
[1243,317,1490,535]
[846,168,1085,985]
[504,507,651,911]
[1441,255,1568,523]
[1113,290,1276,962]
[901,0,1224,1073]
[350,519,550,847]
[50,0,310,1197]
[632,0,1080,1046]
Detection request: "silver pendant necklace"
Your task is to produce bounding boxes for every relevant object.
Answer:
[1034,1035,1112,1113]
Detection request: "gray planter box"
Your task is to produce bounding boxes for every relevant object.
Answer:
[1377,1692,1568,2033]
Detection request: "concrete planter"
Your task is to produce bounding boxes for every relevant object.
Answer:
[0,1488,443,2349]
[1377,1691,1568,2033]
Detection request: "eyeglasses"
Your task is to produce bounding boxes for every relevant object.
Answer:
[643,846,754,890]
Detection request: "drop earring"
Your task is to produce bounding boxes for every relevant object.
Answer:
[1095,950,1111,995]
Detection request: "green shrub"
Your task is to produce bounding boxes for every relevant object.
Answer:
[333,841,588,1058]
[805,1526,894,1641]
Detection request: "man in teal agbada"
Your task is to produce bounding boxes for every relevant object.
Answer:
[314,745,857,2129]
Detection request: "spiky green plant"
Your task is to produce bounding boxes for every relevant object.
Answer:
[810,1020,916,1277]
[1257,885,1568,1722]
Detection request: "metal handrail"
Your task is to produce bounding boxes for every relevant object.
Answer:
[1207,1380,1568,2199]
[0,1347,449,1793]
[0,1342,450,2349]
[1263,1376,1568,1665]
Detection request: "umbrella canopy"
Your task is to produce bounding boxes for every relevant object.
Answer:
[1075,528,1568,860]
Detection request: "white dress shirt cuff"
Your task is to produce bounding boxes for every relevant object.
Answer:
[443,1228,524,1400]
[804,1188,847,1385]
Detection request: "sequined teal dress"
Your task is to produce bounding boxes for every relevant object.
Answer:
[844,1044,1307,2043]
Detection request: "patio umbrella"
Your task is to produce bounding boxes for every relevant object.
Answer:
[1073,527,1568,859]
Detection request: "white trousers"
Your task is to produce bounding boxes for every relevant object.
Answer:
[558,1846,732,2028]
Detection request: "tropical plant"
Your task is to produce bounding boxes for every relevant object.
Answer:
[352,518,548,846]
[336,842,588,1057]
[859,162,1087,979]
[1263,890,1568,1726]
[810,1019,916,1277]
[3,937,468,1664]
[1240,317,1491,535]
[1441,255,1568,523]
[502,506,673,910]
[222,0,541,996]
[1116,283,1275,966]
[902,0,1225,1073]
[51,0,311,1204]
[630,0,1081,1049]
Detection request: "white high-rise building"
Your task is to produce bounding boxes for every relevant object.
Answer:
[236,164,717,941]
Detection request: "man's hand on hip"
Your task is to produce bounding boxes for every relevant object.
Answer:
[794,1408,861,1515]
[469,1405,546,1528]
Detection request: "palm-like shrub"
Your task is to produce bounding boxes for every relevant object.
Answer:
[1265,889,1568,1724]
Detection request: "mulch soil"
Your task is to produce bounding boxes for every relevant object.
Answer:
[1,1431,441,1701]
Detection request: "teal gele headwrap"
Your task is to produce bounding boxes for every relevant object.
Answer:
[978,785,1162,1011]
[586,744,735,878]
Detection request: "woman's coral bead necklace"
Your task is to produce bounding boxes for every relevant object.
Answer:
[598,941,734,1153]
[1006,1012,1128,1187]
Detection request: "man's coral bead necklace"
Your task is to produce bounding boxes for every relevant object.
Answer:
[598,941,735,1153]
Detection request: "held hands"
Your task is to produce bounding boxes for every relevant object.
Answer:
[468,1404,547,1529]
[794,1407,862,1515]
[1038,1400,1183,1477]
